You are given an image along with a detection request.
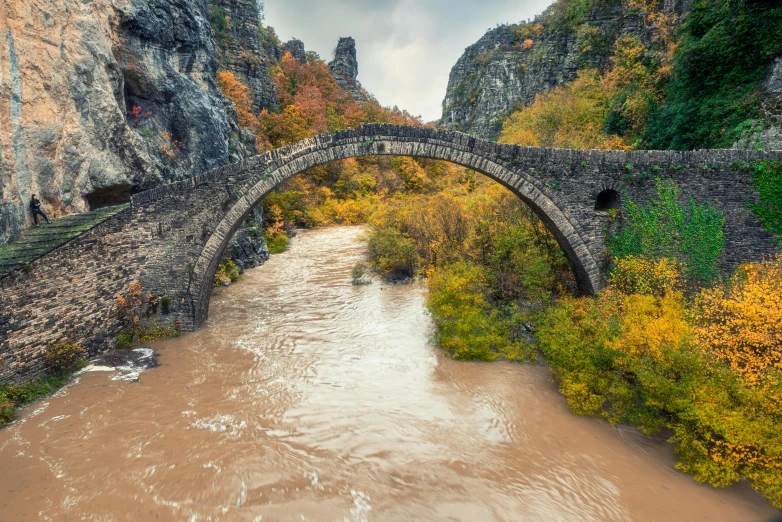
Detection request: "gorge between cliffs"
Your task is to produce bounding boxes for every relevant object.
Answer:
[2,0,782,518]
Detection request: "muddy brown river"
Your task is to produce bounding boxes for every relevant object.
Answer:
[1,227,779,521]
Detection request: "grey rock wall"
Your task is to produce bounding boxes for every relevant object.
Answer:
[329,37,370,103]
[115,0,240,184]
[229,229,270,270]
[228,205,269,270]
[285,38,307,64]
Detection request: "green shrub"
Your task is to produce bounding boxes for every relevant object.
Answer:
[116,329,135,350]
[366,228,419,280]
[482,222,558,302]
[208,6,230,49]
[351,262,371,285]
[264,232,290,254]
[137,321,178,342]
[0,397,13,425]
[43,343,87,377]
[1,371,86,427]
[161,295,171,315]
[213,258,242,287]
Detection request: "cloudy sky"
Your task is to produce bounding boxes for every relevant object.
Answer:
[265,0,553,122]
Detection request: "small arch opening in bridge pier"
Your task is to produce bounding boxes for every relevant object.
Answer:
[595,189,621,211]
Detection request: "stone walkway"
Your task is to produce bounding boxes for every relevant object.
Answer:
[0,204,129,277]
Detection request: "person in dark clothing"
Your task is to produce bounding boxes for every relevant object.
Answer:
[30,194,50,227]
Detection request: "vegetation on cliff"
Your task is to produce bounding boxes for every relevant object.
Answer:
[646,0,782,149]
[496,0,782,150]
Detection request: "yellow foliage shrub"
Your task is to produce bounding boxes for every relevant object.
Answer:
[605,291,691,361]
[427,262,534,362]
[213,258,241,287]
[695,256,782,385]
[44,343,87,377]
[609,255,683,296]
[538,257,782,507]
[499,69,629,150]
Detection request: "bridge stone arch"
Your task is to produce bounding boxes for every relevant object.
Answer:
[185,125,604,327]
[2,124,780,384]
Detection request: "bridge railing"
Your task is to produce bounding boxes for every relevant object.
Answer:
[130,124,782,208]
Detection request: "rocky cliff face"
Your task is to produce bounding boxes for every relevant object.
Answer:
[329,37,370,103]
[208,0,281,113]
[228,206,269,270]
[285,38,307,64]
[0,0,371,248]
[0,0,251,247]
[735,57,782,150]
[440,0,690,140]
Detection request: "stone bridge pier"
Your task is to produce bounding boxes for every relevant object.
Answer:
[0,124,779,384]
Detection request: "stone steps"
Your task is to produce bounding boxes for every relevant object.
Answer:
[0,204,128,276]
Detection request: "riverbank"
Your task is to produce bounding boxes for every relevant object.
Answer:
[0,349,162,429]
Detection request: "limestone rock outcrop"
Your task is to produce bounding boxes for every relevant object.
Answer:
[285,38,307,64]
[209,0,281,113]
[229,230,270,270]
[229,206,269,270]
[440,3,634,140]
[0,0,250,247]
[329,37,370,103]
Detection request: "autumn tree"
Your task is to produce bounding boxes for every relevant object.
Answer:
[216,71,257,130]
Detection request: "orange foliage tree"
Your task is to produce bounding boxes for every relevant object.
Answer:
[213,50,435,233]
[216,71,257,129]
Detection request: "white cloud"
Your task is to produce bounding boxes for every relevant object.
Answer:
[264,0,553,122]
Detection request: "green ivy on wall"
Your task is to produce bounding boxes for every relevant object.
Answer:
[608,178,725,287]
[750,161,782,243]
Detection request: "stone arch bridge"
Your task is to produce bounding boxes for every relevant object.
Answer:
[1,124,779,384]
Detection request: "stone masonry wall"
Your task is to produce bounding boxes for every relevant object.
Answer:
[0,180,241,385]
